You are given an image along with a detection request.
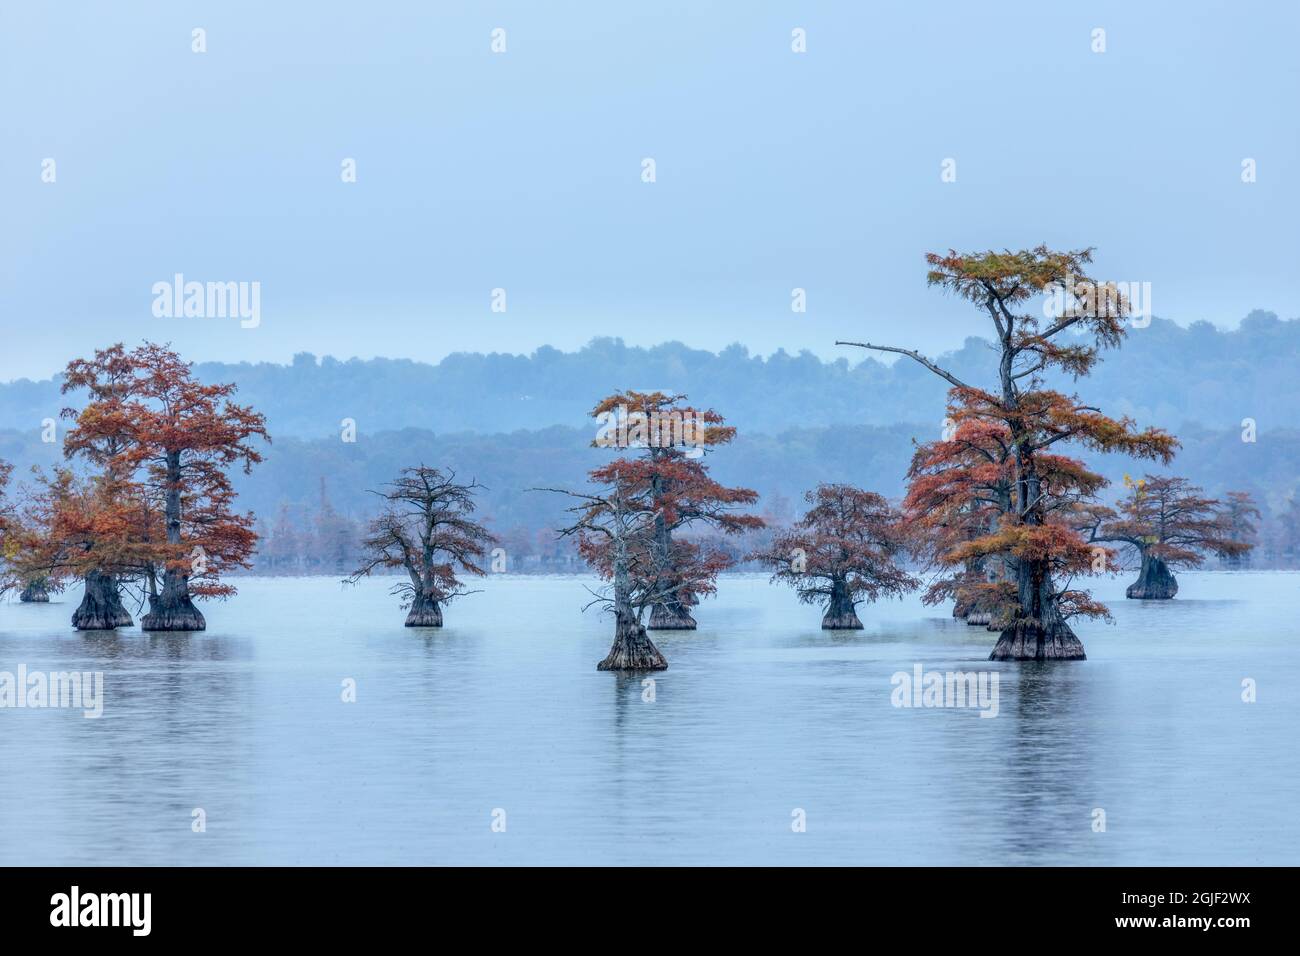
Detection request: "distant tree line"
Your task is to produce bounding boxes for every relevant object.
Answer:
[3,312,1298,439]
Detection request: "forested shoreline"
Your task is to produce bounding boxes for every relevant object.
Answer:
[4,314,1298,576]
[5,421,1299,574]
[1,312,1297,437]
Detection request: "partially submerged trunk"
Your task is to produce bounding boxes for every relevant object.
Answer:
[989,617,1085,661]
[989,556,1086,661]
[598,610,668,671]
[821,578,863,630]
[405,590,444,627]
[648,597,697,630]
[141,449,206,631]
[19,579,50,603]
[963,588,1001,627]
[971,596,1016,630]
[71,570,134,630]
[645,472,696,632]
[141,573,206,631]
[990,414,1086,660]
[600,547,667,671]
[1126,553,1178,599]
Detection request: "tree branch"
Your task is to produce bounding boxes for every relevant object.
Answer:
[835,341,970,391]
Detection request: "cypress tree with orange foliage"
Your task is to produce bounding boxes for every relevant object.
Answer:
[590,390,763,629]
[61,343,269,631]
[1086,476,1257,599]
[841,247,1176,659]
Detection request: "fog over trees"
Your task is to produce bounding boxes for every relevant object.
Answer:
[2,313,1297,436]
[2,312,1298,572]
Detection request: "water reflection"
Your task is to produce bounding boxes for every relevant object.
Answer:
[995,664,1098,863]
[0,572,1297,864]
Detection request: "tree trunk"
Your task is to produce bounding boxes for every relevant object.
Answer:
[648,597,697,630]
[964,585,998,627]
[141,450,206,631]
[19,579,50,603]
[989,558,1086,660]
[141,574,206,630]
[1126,553,1178,599]
[646,470,696,631]
[600,547,667,670]
[988,345,1086,659]
[405,590,444,627]
[821,578,863,630]
[71,570,134,630]
[968,592,1013,628]
[989,616,1086,660]
[598,610,668,671]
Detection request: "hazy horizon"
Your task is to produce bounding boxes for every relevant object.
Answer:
[0,308,1293,385]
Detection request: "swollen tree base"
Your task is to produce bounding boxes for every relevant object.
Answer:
[822,596,863,630]
[597,615,668,671]
[405,593,444,627]
[648,600,697,631]
[1126,556,1178,600]
[19,582,50,603]
[989,618,1086,661]
[141,594,206,631]
[71,572,134,630]
[820,584,863,630]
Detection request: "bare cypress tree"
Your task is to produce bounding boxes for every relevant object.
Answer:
[346,466,496,627]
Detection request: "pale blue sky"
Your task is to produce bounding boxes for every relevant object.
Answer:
[2,0,1296,380]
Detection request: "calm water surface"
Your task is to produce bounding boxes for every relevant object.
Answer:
[1,571,1297,865]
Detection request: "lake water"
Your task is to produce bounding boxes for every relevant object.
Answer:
[1,571,1297,865]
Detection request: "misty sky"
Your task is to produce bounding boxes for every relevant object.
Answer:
[2,0,1297,381]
